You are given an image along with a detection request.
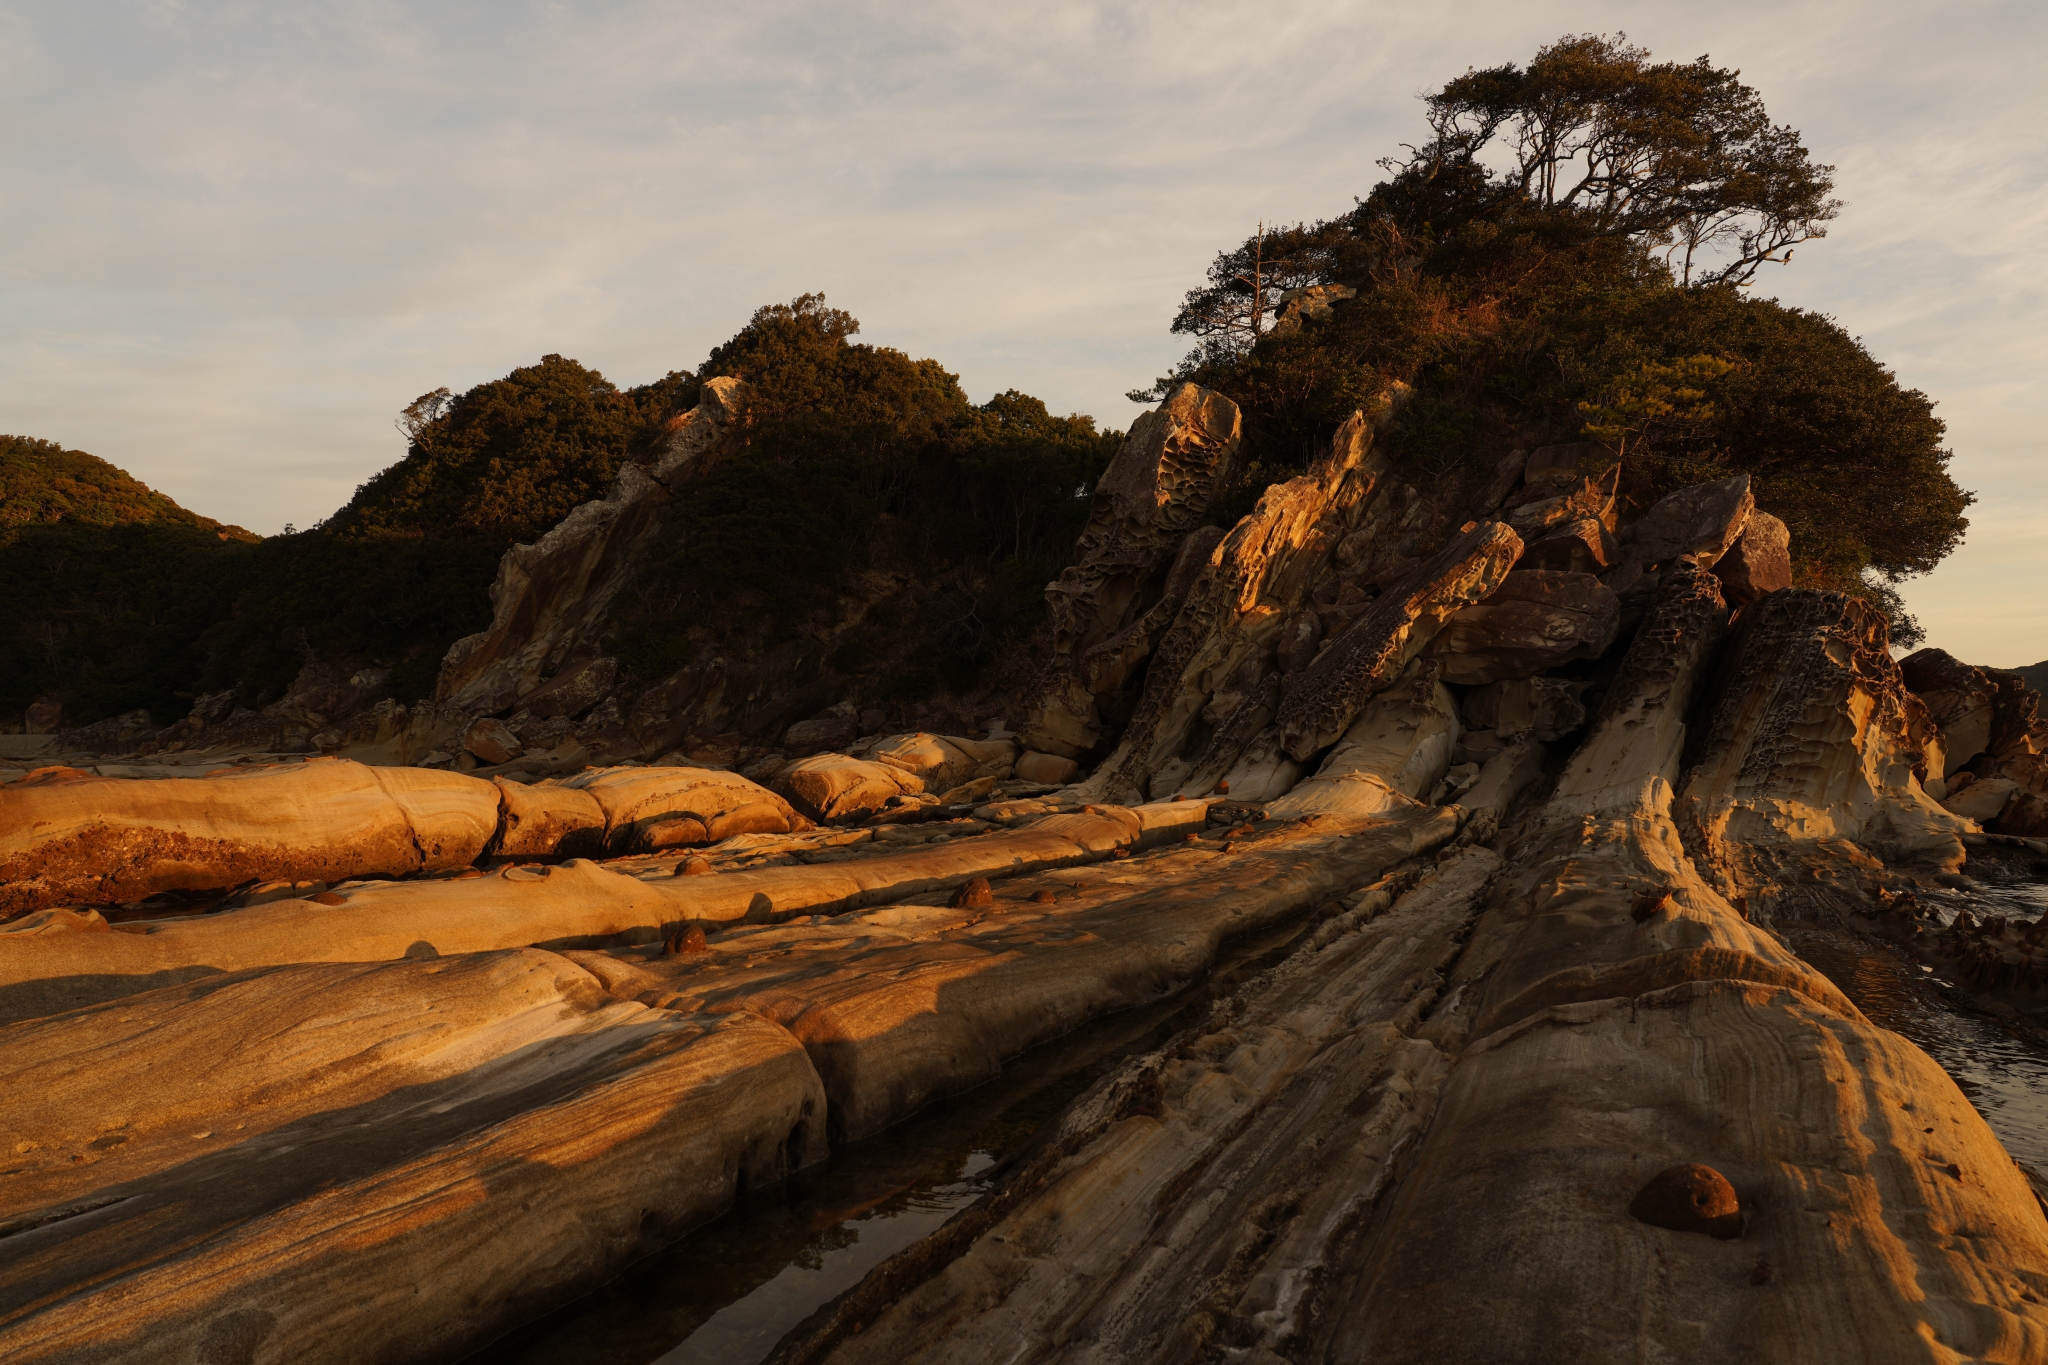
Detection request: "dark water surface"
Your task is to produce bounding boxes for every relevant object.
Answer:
[464,915,1320,1365]
[1780,878,2048,1171]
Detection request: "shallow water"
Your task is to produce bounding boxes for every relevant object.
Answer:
[465,914,1320,1365]
[1782,878,2048,1172]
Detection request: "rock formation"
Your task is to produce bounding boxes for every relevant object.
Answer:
[5,409,2046,1365]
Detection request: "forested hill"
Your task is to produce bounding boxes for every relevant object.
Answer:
[0,320,1118,735]
[0,436,254,541]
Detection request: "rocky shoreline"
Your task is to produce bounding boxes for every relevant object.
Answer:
[5,384,2048,1364]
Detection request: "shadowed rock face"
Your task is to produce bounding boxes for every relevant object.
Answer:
[1276,519,1523,760]
[1020,384,1242,762]
[1425,568,1619,685]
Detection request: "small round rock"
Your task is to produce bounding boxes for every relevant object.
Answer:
[675,857,713,877]
[1629,1163,1743,1239]
[948,877,994,909]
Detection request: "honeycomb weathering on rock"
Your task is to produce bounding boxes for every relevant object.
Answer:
[1680,589,1967,864]
[1276,519,1523,761]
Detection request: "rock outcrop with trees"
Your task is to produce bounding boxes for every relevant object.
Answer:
[1,34,2043,1365]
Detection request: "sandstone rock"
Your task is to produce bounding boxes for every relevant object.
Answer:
[1013,750,1079,786]
[1267,658,1459,818]
[436,464,670,714]
[1425,569,1619,684]
[781,754,923,823]
[783,713,859,757]
[1710,509,1791,606]
[1603,474,1754,621]
[1275,520,1523,761]
[0,759,501,917]
[1080,408,1396,803]
[1943,776,2017,825]
[492,777,606,859]
[0,807,1191,1022]
[464,717,523,766]
[0,949,824,1365]
[24,700,63,734]
[518,656,618,719]
[653,374,749,485]
[1898,648,2005,778]
[559,765,804,852]
[1517,516,1617,573]
[1506,471,1614,538]
[1460,675,1589,742]
[1682,590,1968,866]
[868,733,1015,793]
[1021,382,1243,762]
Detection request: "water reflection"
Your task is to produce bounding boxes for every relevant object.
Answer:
[467,916,1316,1365]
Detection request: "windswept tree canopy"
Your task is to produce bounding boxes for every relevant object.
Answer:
[1399,34,1840,286]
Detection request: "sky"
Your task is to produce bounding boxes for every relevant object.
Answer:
[2,1,2043,665]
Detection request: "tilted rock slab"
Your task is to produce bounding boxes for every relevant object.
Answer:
[785,847,1500,1365]
[0,805,1207,1023]
[1275,519,1523,761]
[436,461,672,714]
[1424,567,1619,684]
[0,760,500,917]
[1602,473,1754,621]
[1022,385,1242,760]
[0,949,823,1365]
[608,806,1461,1142]
[1326,567,2048,1365]
[1086,410,1390,803]
[1266,657,1460,819]
[1680,590,1968,869]
[778,753,924,823]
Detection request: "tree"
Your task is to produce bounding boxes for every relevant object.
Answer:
[1387,33,1839,285]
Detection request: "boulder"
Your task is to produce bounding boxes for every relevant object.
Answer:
[1899,648,2003,776]
[0,760,501,916]
[1517,517,1617,573]
[1710,509,1791,606]
[1014,750,1080,786]
[868,733,1016,793]
[1506,472,1614,538]
[1603,475,1754,621]
[518,656,618,719]
[783,713,859,757]
[1942,776,2017,825]
[1276,520,1524,761]
[491,777,606,858]
[464,717,523,766]
[24,700,62,734]
[1460,675,1589,742]
[780,754,923,823]
[1425,569,1619,685]
[556,765,805,851]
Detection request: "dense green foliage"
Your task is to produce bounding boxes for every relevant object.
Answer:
[1143,35,1968,643]
[1,435,252,540]
[3,302,1115,727]
[338,355,695,541]
[612,295,1119,693]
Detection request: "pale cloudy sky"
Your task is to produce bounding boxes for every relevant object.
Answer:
[3,1,2043,665]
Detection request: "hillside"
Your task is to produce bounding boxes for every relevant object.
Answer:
[0,435,253,541]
